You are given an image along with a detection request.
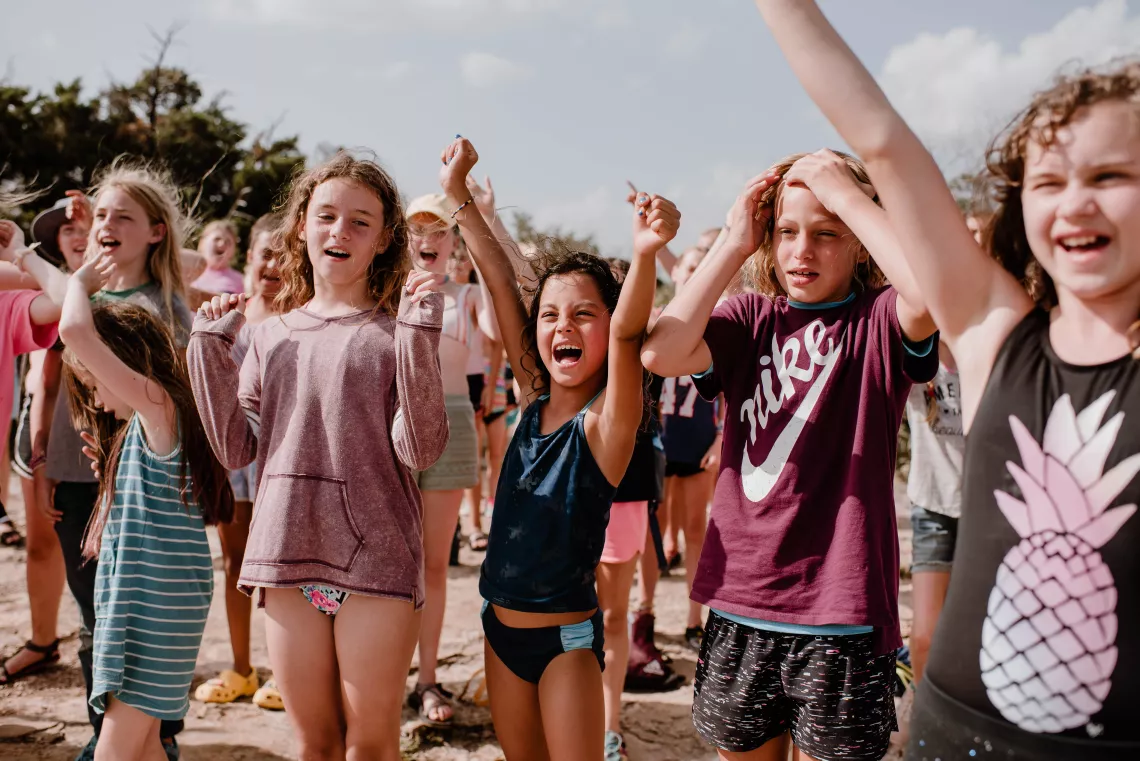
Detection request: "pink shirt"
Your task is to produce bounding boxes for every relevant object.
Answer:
[0,291,59,441]
[192,267,245,295]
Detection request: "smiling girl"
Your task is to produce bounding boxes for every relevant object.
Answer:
[752,2,1140,758]
[188,153,448,760]
[642,149,937,761]
[191,220,244,296]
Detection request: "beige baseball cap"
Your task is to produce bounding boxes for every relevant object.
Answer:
[405,194,453,227]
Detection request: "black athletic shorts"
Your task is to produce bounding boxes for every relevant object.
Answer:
[665,460,704,478]
[466,373,485,413]
[692,610,897,759]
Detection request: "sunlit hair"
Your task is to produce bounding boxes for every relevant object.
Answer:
[981,60,1140,311]
[519,241,621,401]
[91,159,189,329]
[744,151,886,298]
[274,152,409,315]
[198,219,238,249]
[0,183,44,213]
[249,212,281,246]
[62,302,234,558]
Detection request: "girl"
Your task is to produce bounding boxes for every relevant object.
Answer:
[193,213,283,710]
[441,136,680,760]
[642,147,937,761]
[752,2,1140,758]
[403,191,499,726]
[905,342,964,689]
[53,249,231,761]
[188,151,448,760]
[42,164,195,760]
[190,220,244,296]
[0,198,88,686]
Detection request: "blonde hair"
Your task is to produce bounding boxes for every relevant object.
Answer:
[274,152,409,315]
[198,219,238,247]
[744,151,886,298]
[91,160,189,328]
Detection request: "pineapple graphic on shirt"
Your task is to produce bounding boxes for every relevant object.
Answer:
[981,391,1139,734]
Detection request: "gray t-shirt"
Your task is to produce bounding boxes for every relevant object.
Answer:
[904,363,964,518]
[46,283,193,483]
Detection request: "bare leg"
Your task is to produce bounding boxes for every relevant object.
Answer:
[4,476,65,677]
[716,733,793,761]
[336,595,421,761]
[538,649,606,761]
[595,558,638,733]
[636,528,659,613]
[910,570,951,682]
[679,471,713,628]
[467,417,486,535]
[93,696,164,761]
[263,588,345,761]
[661,476,678,560]
[485,639,550,761]
[217,500,253,676]
[417,488,465,720]
[484,416,508,508]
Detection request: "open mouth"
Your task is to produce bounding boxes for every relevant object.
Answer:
[787,269,818,283]
[1058,235,1110,254]
[552,344,583,367]
[325,247,351,261]
[97,236,121,254]
[419,251,439,265]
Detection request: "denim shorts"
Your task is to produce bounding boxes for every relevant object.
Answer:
[910,506,958,573]
[228,461,258,503]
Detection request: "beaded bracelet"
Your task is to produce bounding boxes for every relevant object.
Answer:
[451,198,475,219]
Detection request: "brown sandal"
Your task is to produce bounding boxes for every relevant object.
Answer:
[408,682,454,727]
[0,639,61,685]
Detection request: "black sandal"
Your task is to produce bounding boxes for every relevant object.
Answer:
[408,682,454,727]
[0,639,61,685]
[0,524,23,549]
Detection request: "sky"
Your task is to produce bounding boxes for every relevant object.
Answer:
[3,0,1138,257]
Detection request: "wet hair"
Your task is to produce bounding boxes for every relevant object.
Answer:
[520,241,622,401]
[274,152,409,316]
[981,60,1140,319]
[745,151,887,298]
[91,159,189,331]
[63,302,234,558]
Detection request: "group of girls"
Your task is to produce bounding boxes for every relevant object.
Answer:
[1,3,1137,759]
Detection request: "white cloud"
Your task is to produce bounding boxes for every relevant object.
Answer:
[879,0,1140,168]
[665,20,711,60]
[460,52,535,87]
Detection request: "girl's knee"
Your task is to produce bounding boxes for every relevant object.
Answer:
[26,536,61,564]
[297,735,345,761]
[601,606,629,636]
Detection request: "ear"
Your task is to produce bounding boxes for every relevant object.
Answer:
[148,223,167,246]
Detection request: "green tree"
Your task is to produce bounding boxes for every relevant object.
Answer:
[512,210,600,257]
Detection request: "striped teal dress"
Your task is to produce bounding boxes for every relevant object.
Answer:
[91,415,213,720]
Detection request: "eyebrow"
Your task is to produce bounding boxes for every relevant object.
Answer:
[314,203,379,217]
[539,300,602,310]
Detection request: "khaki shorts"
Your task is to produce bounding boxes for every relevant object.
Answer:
[416,395,479,492]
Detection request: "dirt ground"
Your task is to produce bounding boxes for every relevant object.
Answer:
[0,477,914,760]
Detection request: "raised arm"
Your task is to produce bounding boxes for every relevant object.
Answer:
[58,254,177,453]
[753,0,1030,390]
[441,138,539,405]
[626,183,678,273]
[466,174,538,287]
[783,150,936,341]
[186,294,259,470]
[590,193,680,485]
[642,172,779,377]
[392,276,449,471]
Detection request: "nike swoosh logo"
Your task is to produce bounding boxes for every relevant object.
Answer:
[740,339,842,502]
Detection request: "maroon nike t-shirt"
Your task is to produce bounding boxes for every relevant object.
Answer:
[693,286,937,655]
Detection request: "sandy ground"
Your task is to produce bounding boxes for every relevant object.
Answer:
[0,477,914,760]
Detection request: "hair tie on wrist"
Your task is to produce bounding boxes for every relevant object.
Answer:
[451,199,474,219]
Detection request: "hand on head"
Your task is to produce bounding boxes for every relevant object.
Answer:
[199,292,247,321]
[721,169,784,257]
[632,193,682,257]
[73,251,116,295]
[783,149,875,215]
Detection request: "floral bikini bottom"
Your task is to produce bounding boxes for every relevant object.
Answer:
[300,585,350,616]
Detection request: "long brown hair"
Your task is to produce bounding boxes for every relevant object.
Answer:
[744,151,887,298]
[982,60,1140,315]
[91,160,190,329]
[63,302,234,558]
[274,152,409,316]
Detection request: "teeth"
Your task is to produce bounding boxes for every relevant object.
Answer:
[1061,236,1098,247]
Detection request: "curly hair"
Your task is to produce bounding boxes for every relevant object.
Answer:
[980,59,1140,311]
[273,152,409,316]
[63,302,234,559]
[744,151,886,298]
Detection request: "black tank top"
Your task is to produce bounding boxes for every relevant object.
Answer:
[921,310,1140,754]
[479,392,617,613]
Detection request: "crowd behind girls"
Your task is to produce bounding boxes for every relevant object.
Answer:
[1,2,1138,760]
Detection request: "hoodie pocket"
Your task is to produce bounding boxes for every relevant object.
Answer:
[245,474,364,572]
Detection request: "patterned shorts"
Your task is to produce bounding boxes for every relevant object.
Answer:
[692,611,897,759]
[300,585,350,616]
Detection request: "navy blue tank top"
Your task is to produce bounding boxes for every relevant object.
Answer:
[479,393,617,613]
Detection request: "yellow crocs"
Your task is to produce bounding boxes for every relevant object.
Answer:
[194,668,259,704]
[253,679,285,711]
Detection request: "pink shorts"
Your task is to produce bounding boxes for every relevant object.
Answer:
[600,501,649,564]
